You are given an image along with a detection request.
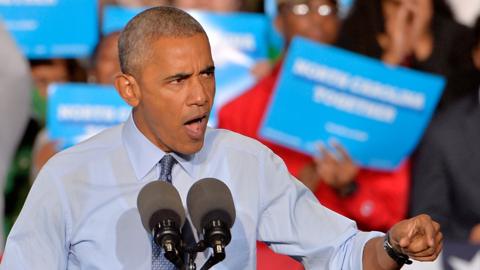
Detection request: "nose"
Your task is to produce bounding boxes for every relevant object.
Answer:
[187,76,211,107]
[309,14,325,30]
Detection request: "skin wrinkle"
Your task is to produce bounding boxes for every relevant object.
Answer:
[116,34,215,155]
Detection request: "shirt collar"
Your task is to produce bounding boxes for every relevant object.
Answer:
[122,114,195,180]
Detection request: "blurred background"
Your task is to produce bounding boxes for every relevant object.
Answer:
[1,0,480,269]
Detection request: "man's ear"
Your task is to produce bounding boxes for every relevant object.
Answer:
[114,73,140,107]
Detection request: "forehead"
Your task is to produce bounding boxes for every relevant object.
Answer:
[142,34,213,73]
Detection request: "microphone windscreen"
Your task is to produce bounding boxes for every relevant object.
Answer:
[137,181,186,232]
[187,178,236,231]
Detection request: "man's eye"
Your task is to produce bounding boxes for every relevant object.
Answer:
[202,71,214,78]
[170,78,185,84]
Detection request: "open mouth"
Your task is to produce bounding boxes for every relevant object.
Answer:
[183,114,207,140]
[184,115,206,126]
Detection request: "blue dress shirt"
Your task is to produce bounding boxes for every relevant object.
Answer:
[1,115,382,269]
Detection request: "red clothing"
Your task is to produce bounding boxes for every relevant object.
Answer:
[218,64,410,232]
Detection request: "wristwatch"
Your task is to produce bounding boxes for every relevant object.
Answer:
[383,231,413,266]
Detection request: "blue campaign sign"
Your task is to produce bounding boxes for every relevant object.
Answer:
[47,83,131,148]
[102,5,144,35]
[259,37,445,171]
[0,0,98,58]
[102,6,270,127]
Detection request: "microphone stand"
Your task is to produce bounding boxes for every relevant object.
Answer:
[153,220,184,269]
[199,243,226,270]
[182,240,206,270]
[180,219,231,270]
[200,219,230,270]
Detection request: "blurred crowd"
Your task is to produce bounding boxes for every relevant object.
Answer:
[1,0,480,268]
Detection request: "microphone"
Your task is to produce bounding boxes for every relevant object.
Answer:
[187,178,236,269]
[137,181,186,268]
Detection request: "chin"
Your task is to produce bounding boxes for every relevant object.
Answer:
[177,141,204,155]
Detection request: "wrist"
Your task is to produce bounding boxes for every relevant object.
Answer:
[383,231,412,267]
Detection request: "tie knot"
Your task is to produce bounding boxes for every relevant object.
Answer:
[159,154,177,183]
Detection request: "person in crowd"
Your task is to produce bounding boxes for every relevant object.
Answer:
[409,16,480,245]
[218,1,350,269]
[28,58,86,175]
[172,0,244,12]
[1,6,442,269]
[218,0,409,233]
[0,21,31,254]
[337,0,476,112]
[30,31,123,181]
[30,59,85,124]
[89,31,122,85]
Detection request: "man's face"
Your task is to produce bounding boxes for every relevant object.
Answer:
[381,0,432,25]
[276,0,339,45]
[121,34,215,155]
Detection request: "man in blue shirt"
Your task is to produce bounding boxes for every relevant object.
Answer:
[1,6,442,269]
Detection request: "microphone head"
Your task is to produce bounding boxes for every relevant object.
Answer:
[137,181,186,232]
[187,178,236,231]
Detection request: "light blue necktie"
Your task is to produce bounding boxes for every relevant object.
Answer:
[152,155,177,270]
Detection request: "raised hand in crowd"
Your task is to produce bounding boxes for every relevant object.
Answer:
[379,0,433,65]
[310,141,359,195]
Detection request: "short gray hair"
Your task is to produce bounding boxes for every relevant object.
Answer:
[118,6,207,76]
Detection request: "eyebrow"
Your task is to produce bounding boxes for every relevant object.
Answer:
[164,72,192,82]
[200,65,215,74]
[163,65,215,82]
